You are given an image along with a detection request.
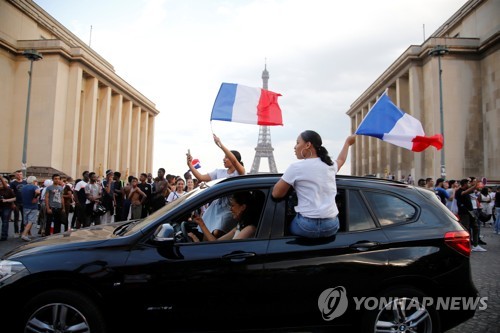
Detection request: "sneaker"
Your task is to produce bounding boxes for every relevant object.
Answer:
[478,239,487,245]
[21,235,31,242]
[471,245,487,252]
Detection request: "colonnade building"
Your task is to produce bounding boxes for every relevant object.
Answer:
[347,0,499,182]
[0,0,159,179]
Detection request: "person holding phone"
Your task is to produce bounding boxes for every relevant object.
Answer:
[189,191,257,242]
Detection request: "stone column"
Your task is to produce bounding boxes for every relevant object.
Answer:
[387,87,398,179]
[375,94,386,178]
[355,111,362,176]
[139,110,149,173]
[361,106,369,176]
[130,105,142,177]
[146,115,155,173]
[350,115,357,175]
[121,100,133,178]
[409,65,424,179]
[63,64,83,178]
[95,86,111,176]
[109,93,123,172]
[79,76,98,173]
[397,75,412,181]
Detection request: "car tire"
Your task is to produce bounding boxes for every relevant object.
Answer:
[361,286,441,333]
[22,289,107,333]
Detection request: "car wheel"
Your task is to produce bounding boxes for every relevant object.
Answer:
[23,289,107,333]
[362,287,440,333]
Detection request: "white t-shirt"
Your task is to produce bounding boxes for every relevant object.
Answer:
[281,158,339,219]
[166,191,186,203]
[208,168,240,180]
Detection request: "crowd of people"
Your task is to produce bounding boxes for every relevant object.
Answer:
[407,175,499,252]
[0,134,243,242]
[0,168,200,241]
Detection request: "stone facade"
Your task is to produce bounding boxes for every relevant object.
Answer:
[0,0,159,179]
[346,0,499,182]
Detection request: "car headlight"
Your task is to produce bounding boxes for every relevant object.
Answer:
[0,260,27,283]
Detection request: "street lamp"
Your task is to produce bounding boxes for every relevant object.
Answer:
[22,49,43,179]
[428,45,449,178]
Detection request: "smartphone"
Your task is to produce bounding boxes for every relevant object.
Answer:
[188,149,191,156]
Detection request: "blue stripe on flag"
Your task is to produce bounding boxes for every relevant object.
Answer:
[355,93,404,139]
[211,83,237,121]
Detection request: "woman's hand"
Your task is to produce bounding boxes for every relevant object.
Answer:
[346,134,356,146]
[213,134,222,148]
[193,216,205,227]
[186,152,193,167]
[187,232,200,242]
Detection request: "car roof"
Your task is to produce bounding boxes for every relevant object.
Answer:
[216,173,412,189]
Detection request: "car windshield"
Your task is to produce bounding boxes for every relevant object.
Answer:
[116,179,223,236]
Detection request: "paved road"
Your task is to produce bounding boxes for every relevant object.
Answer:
[444,223,500,333]
[1,222,499,333]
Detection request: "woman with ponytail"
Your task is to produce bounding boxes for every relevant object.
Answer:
[186,134,245,238]
[272,131,356,238]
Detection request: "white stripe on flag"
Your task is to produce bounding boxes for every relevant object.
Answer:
[232,85,260,124]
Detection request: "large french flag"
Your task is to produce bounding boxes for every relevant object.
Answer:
[355,92,443,152]
[211,83,283,126]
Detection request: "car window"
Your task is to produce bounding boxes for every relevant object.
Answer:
[363,191,417,226]
[347,190,377,231]
[179,189,267,242]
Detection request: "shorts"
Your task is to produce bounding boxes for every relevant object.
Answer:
[23,208,40,225]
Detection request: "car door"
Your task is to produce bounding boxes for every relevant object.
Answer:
[116,188,272,331]
[260,188,391,329]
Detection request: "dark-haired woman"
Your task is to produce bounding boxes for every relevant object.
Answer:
[186,134,245,182]
[189,191,257,242]
[186,134,246,237]
[272,131,356,238]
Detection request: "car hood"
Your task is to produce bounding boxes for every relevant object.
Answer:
[3,225,120,259]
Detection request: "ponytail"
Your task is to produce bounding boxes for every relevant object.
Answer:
[316,146,333,166]
[300,130,333,166]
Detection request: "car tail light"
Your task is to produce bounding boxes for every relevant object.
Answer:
[444,231,471,257]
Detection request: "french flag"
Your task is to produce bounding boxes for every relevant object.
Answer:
[211,83,283,126]
[355,92,443,152]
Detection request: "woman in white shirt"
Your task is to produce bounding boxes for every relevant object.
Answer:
[186,134,245,237]
[272,131,356,238]
[166,178,186,203]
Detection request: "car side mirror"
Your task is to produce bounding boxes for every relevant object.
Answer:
[153,223,175,244]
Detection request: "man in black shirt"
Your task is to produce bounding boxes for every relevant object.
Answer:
[455,178,485,252]
[138,173,152,218]
[113,172,125,222]
[9,170,27,235]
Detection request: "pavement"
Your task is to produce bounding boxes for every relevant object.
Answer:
[444,222,500,333]
[1,220,499,333]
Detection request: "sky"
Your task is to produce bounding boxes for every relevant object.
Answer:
[34,0,468,178]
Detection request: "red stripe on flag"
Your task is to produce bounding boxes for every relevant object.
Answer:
[256,89,283,126]
[411,134,444,152]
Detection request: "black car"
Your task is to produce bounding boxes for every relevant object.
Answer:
[0,175,477,333]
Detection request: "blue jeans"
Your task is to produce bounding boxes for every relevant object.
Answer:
[1,207,12,240]
[290,213,339,238]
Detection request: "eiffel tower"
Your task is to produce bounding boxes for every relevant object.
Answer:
[249,65,278,174]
